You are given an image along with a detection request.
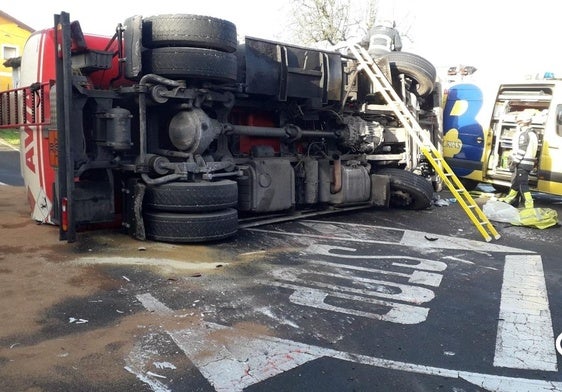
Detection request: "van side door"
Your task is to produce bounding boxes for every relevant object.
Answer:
[537,103,562,194]
[443,83,488,179]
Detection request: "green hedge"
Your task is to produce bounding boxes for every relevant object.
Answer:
[0,129,20,146]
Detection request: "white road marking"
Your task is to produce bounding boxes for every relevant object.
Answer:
[493,254,557,371]
[306,244,448,270]
[309,259,443,287]
[285,283,430,324]
[136,293,174,315]
[125,333,172,392]
[441,255,499,271]
[265,243,443,324]
[124,366,170,392]
[441,255,475,265]
[246,220,533,253]
[129,220,558,390]
[254,306,300,328]
[153,362,176,370]
[270,267,436,303]
[135,294,562,392]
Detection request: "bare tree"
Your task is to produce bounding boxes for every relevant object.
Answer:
[362,0,378,37]
[288,0,378,48]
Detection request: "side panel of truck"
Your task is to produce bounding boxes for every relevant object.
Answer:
[17,26,123,225]
[19,31,55,223]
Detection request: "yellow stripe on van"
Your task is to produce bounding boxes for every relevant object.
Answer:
[450,100,469,116]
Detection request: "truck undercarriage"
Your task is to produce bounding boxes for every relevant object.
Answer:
[0,12,442,243]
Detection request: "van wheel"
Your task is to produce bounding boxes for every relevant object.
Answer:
[144,209,238,243]
[383,52,436,97]
[144,180,238,212]
[377,168,434,210]
[142,14,238,53]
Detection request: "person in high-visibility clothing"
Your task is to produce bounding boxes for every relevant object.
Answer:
[500,112,539,208]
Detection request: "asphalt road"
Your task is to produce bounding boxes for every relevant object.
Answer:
[1,179,561,391]
[0,141,23,186]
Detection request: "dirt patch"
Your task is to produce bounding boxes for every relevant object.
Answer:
[0,186,237,390]
[0,188,82,337]
[2,314,146,389]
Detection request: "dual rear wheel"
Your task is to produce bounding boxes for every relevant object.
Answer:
[142,180,239,243]
[137,15,241,242]
[141,14,239,82]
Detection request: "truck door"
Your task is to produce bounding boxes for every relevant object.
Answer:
[443,83,489,180]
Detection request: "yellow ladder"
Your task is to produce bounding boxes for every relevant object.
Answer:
[348,44,500,242]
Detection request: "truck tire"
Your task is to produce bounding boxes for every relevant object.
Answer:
[376,168,433,210]
[142,14,238,53]
[144,209,238,243]
[382,52,436,97]
[144,180,238,212]
[143,47,238,82]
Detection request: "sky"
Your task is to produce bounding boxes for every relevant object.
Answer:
[2,0,561,80]
[394,0,562,79]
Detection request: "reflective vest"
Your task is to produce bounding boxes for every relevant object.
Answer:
[511,126,538,170]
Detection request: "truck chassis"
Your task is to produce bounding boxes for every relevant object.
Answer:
[0,12,441,243]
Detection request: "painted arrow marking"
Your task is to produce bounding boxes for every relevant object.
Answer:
[134,293,562,392]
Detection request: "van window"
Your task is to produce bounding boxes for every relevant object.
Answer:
[2,46,17,61]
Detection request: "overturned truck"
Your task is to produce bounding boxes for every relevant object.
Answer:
[0,12,441,243]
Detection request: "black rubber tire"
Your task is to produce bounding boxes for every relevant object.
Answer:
[142,47,238,82]
[144,209,238,243]
[142,14,238,53]
[382,52,436,97]
[376,168,434,210]
[144,180,238,212]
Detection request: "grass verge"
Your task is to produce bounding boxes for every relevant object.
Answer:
[0,129,20,147]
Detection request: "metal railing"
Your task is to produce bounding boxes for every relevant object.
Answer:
[0,82,51,130]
